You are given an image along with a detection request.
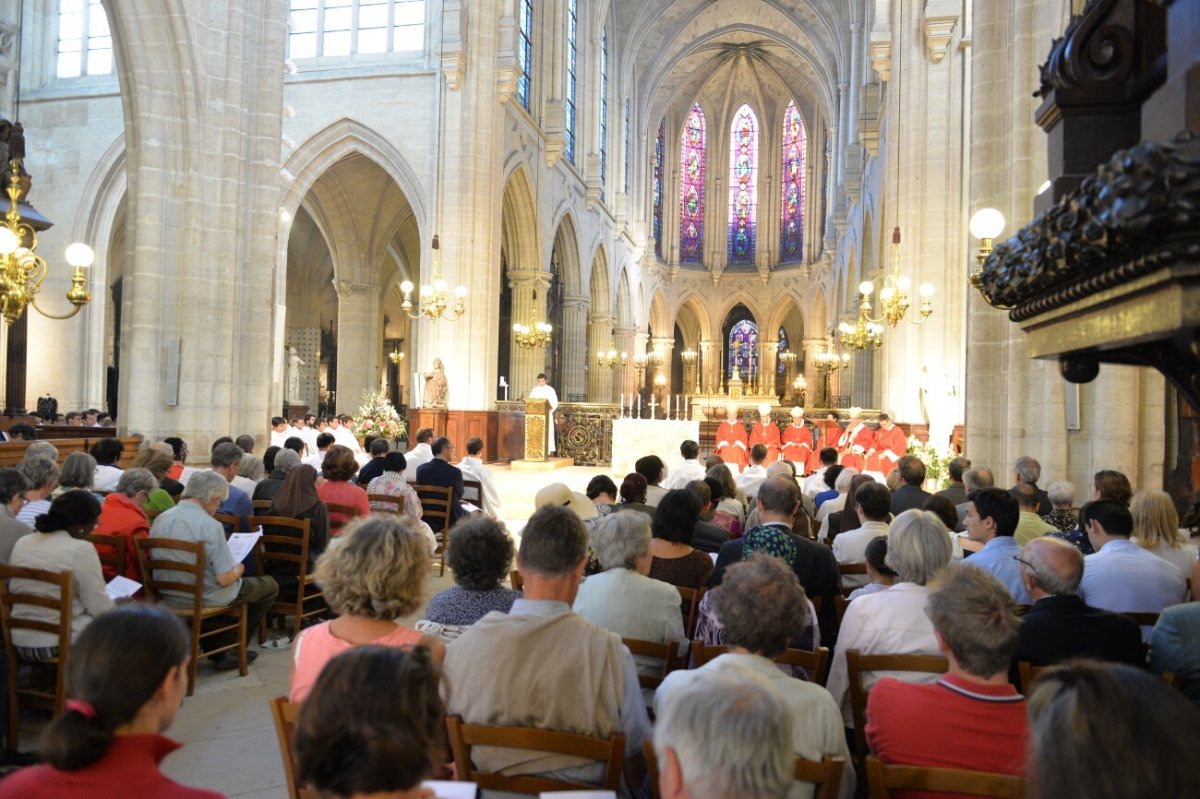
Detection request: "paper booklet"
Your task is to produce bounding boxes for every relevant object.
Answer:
[227,529,264,564]
[106,575,142,600]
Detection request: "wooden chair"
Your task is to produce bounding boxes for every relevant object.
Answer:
[446,714,625,795]
[1018,660,1182,693]
[838,562,868,597]
[413,484,455,576]
[86,532,127,584]
[834,594,850,624]
[676,584,706,638]
[323,502,361,537]
[1121,610,1162,626]
[252,499,274,512]
[366,493,404,514]
[622,637,681,690]
[645,740,846,799]
[254,515,325,640]
[214,512,251,534]
[269,696,319,799]
[462,478,483,507]
[0,565,73,748]
[865,755,1025,798]
[134,537,249,695]
[845,650,949,758]
[690,642,832,687]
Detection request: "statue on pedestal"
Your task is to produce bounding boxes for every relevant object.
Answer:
[286,346,305,403]
[423,358,449,410]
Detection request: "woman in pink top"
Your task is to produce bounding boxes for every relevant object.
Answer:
[290,514,445,702]
[316,445,371,534]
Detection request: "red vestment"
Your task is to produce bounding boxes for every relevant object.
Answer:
[810,420,842,472]
[748,422,781,462]
[837,423,874,471]
[715,421,748,470]
[781,423,815,468]
[865,424,908,474]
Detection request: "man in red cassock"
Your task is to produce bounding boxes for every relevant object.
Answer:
[865,412,907,475]
[837,407,874,471]
[747,403,781,463]
[810,412,841,472]
[714,403,748,471]
[781,406,816,471]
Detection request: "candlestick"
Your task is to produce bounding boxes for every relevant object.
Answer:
[637,394,642,417]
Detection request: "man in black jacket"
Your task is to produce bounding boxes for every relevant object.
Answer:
[890,455,933,515]
[415,436,466,532]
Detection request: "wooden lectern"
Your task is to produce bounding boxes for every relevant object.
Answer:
[524,397,550,462]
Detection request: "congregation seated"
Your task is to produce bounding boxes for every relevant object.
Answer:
[209,442,253,524]
[736,444,771,499]
[54,451,100,501]
[953,466,994,531]
[574,512,685,694]
[1010,454,1052,516]
[1026,661,1200,799]
[636,455,668,507]
[17,456,60,528]
[822,473,874,544]
[0,467,32,562]
[705,465,745,535]
[417,517,521,642]
[647,489,714,590]
[743,461,817,537]
[366,452,426,525]
[684,479,731,554]
[811,464,845,510]
[1077,499,1186,639]
[317,444,370,531]
[162,436,198,486]
[832,481,891,590]
[151,471,278,671]
[237,453,264,486]
[826,509,952,728]
[846,536,896,600]
[290,515,443,702]
[815,467,857,530]
[933,455,971,507]
[1150,602,1200,706]
[921,494,959,534]
[252,448,300,502]
[664,439,706,490]
[889,455,932,516]
[654,669,794,799]
[443,504,649,794]
[458,436,504,520]
[131,446,182,511]
[261,445,280,474]
[93,467,158,581]
[866,566,1027,781]
[266,464,331,574]
[0,605,220,799]
[1050,468,1133,554]
[1041,479,1078,532]
[713,477,839,645]
[584,474,620,532]
[1011,536,1143,671]
[90,437,125,494]
[354,437,390,488]
[1012,482,1056,546]
[414,437,467,530]
[617,472,656,520]
[303,432,334,471]
[803,447,839,499]
[1130,489,1197,579]
[9,491,114,662]
[294,646,446,799]
[658,556,854,799]
[961,487,1031,603]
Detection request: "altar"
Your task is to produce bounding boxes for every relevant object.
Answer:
[611,418,701,475]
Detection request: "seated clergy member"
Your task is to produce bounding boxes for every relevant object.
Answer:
[404,427,435,482]
[150,470,279,670]
[656,556,855,799]
[962,487,1031,604]
[747,404,781,462]
[457,436,504,520]
[889,455,932,516]
[1078,499,1187,638]
[781,407,815,470]
[664,440,706,490]
[832,481,892,590]
[864,413,906,476]
[443,504,649,791]
[866,566,1027,780]
[835,407,872,472]
[654,670,795,799]
[1012,536,1144,670]
[714,403,748,471]
[414,437,466,530]
[1013,482,1056,546]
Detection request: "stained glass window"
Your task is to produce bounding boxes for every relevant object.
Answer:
[679,104,706,263]
[781,100,806,262]
[599,32,609,193]
[56,0,112,78]
[565,0,578,163]
[777,326,790,374]
[286,0,426,59]
[517,0,533,110]
[653,118,664,258]
[727,105,758,265]
[728,320,759,380]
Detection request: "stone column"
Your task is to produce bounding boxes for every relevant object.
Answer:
[335,280,381,412]
[561,294,589,400]
[587,312,615,401]
[699,339,716,395]
[802,338,825,407]
[613,325,637,400]
[758,340,780,397]
[508,269,552,398]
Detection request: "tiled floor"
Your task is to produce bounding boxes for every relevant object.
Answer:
[9,463,612,798]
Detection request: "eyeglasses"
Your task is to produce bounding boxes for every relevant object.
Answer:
[1012,554,1038,575]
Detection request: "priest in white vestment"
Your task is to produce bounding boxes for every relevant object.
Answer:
[528,373,559,456]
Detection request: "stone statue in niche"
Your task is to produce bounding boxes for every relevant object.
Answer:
[423,358,449,409]
[286,346,306,402]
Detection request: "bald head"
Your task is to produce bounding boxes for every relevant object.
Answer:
[756,476,799,520]
[963,467,995,492]
[1012,482,1039,511]
[1021,536,1084,598]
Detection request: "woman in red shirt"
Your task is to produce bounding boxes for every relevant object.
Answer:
[0,604,222,798]
[92,468,158,581]
[317,445,370,535]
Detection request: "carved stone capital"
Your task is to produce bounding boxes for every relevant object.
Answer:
[923,16,959,63]
[507,269,553,291]
[869,40,892,82]
[334,279,376,299]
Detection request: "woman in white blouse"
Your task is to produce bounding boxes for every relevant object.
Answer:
[9,491,113,661]
[1131,490,1198,582]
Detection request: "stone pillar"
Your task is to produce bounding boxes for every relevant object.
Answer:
[587,312,615,402]
[802,338,825,407]
[561,294,589,400]
[335,280,381,412]
[613,326,637,400]
[758,340,780,397]
[508,269,552,398]
[699,339,716,395]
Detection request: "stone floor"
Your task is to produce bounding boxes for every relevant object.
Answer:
[10,463,611,797]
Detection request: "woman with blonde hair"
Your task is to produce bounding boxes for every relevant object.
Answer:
[1131,490,1197,579]
[289,514,444,702]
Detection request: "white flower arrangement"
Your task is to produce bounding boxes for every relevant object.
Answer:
[352,390,407,443]
[905,435,957,489]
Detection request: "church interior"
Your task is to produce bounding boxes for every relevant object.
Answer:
[0,0,1196,796]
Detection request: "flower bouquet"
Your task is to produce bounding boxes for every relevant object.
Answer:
[352,390,407,444]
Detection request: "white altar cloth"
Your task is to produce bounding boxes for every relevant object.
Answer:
[611,419,701,476]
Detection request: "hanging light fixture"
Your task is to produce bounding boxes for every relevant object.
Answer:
[513,289,552,349]
[0,161,93,324]
[813,336,850,374]
[596,349,626,368]
[399,235,467,322]
[387,347,405,365]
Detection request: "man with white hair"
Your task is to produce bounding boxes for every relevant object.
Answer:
[715,403,748,471]
[655,669,796,799]
[747,404,781,463]
[836,407,873,471]
[1011,455,1051,515]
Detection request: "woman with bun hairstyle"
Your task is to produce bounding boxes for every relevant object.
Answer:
[0,604,222,798]
[7,490,113,661]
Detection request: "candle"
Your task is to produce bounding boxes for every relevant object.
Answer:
[637,394,642,417]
